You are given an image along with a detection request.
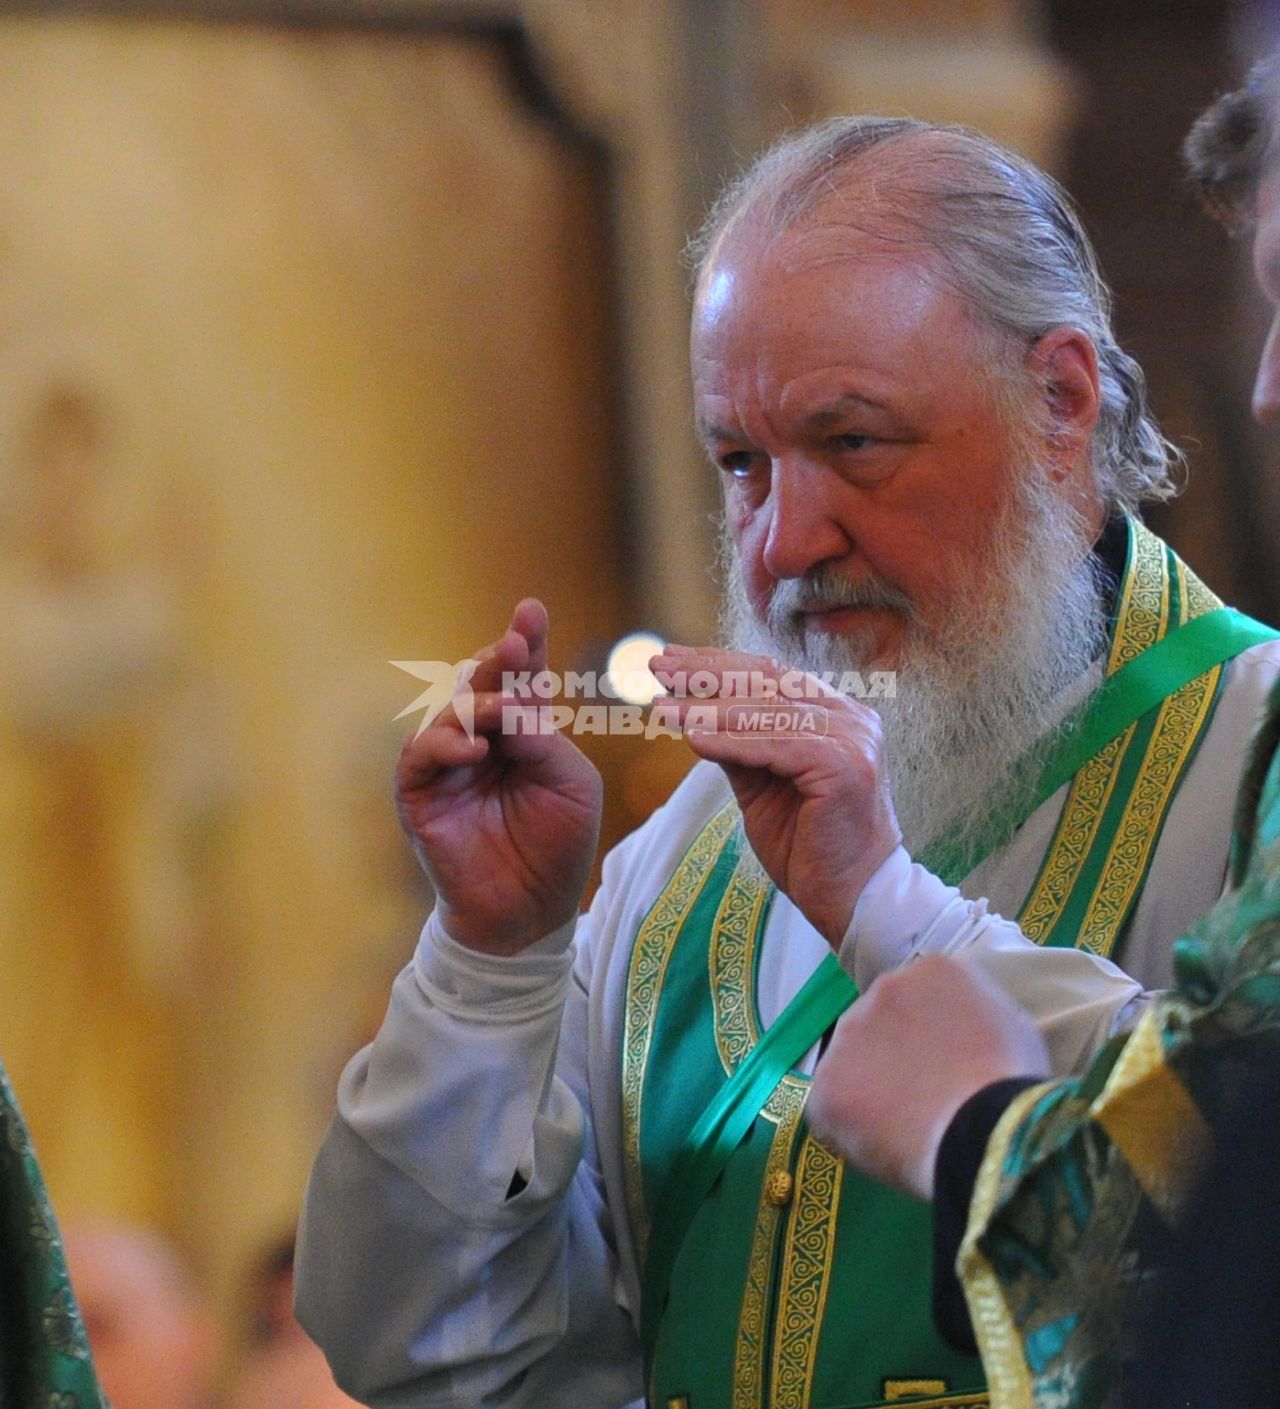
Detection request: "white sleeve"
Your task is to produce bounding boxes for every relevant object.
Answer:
[294,911,644,1409]
[838,846,1145,1074]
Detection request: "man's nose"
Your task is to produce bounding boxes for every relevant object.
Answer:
[1253,315,1280,426]
[761,459,852,579]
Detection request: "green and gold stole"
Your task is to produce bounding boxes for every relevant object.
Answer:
[621,520,1276,1409]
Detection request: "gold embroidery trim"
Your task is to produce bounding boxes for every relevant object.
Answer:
[705,838,820,1405]
[1017,726,1134,944]
[880,1395,990,1408]
[1020,524,1221,953]
[1106,518,1169,675]
[956,1083,1057,1409]
[732,1082,807,1409]
[885,1379,948,1399]
[1020,519,1169,941]
[769,1133,844,1409]
[1076,665,1222,956]
[709,844,770,1072]
[621,803,738,1258]
[708,848,807,1120]
[1094,1007,1211,1221]
[1175,553,1224,623]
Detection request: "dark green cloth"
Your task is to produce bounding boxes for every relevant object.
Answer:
[0,1062,107,1408]
[958,679,1280,1408]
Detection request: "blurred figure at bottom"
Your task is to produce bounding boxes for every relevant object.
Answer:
[62,1219,220,1409]
[222,1234,358,1409]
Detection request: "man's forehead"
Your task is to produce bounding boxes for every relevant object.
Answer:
[694,221,950,344]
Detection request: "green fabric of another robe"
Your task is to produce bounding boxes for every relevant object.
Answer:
[0,1061,107,1408]
[958,682,1280,1409]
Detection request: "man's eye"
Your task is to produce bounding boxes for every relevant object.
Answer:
[718,450,757,477]
[831,433,874,452]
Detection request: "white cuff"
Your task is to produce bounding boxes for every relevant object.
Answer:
[413,911,576,1025]
[838,845,994,991]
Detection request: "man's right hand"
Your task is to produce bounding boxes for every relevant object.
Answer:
[395,598,603,956]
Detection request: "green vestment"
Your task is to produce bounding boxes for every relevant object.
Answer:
[0,1062,106,1408]
[958,682,1280,1408]
[624,521,1268,1409]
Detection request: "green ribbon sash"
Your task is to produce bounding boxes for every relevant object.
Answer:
[920,607,1279,884]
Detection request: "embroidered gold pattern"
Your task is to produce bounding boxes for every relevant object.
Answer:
[1094,1010,1210,1219]
[884,1381,947,1400]
[708,849,806,1121]
[957,1084,1052,1409]
[622,804,738,1257]
[709,844,771,1074]
[1176,554,1223,623]
[703,844,816,1407]
[1076,666,1222,955]
[732,1084,805,1409]
[1106,519,1169,674]
[1020,519,1221,956]
[1018,728,1133,944]
[770,1134,844,1408]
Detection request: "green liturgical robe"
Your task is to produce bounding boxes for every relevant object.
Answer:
[625,520,1276,1408]
[0,1063,106,1408]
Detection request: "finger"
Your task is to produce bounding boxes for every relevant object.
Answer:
[464,600,546,697]
[397,689,509,763]
[511,597,550,677]
[396,688,538,792]
[651,647,783,682]
[683,723,834,774]
[489,704,600,795]
[656,691,836,739]
[396,723,491,792]
[652,654,837,704]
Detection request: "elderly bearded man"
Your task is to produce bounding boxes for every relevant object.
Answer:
[296,119,1280,1409]
[801,60,1280,1409]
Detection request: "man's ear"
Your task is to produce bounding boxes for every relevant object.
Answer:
[1027,327,1101,470]
[1027,327,1104,525]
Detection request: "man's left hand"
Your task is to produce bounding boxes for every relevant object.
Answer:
[650,645,900,949]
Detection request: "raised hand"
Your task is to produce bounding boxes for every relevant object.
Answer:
[396,599,602,955]
[650,646,900,949]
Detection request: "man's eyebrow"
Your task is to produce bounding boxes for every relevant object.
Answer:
[799,394,891,427]
[696,418,737,444]
[697,394,891,444]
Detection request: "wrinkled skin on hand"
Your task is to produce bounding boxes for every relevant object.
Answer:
[395,598,602,955]
[651,645,901,949]
[806,955,1050,1201]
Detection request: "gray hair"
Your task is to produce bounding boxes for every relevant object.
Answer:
[689,116,1179,512]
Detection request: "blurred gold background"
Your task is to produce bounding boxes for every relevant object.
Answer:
[0,0,1268,1332]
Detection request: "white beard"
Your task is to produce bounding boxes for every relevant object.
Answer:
[719,473,1109,856]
